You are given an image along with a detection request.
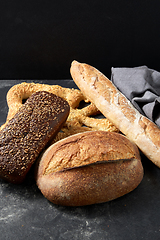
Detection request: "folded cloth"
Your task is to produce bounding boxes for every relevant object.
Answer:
[111,66,160,128]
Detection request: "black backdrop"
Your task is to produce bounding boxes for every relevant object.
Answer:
[0,0,160,80]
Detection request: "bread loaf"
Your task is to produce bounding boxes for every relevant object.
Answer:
[0,91,70,184]
[35,131,143,206]
[70,60,160,168]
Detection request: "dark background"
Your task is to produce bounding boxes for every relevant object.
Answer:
[0,0,160,80]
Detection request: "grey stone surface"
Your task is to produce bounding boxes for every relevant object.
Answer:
[0,80,160,240]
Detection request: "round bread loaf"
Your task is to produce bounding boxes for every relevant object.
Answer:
[35,131,143,206]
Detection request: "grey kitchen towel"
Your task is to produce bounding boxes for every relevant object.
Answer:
[111,66,160,127]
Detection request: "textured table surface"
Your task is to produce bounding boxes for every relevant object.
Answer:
[0,80,160,240]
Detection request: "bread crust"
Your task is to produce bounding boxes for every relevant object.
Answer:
[70,60,160,168]
[0,82,118,140]
[0,91,70,184]
[35,131,143,206]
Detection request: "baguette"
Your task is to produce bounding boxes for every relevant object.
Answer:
[0,91,70,184]
[70,60,160,168]
[35,131,143,206]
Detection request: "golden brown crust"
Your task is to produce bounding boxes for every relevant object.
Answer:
[70,60,160,168]
[35,131,143,206]
[39,131,140,174]
[0,82,118,141]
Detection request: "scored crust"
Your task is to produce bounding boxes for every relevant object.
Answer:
[35,131,143,206]
[0,82,118,142]
[37,131,141,174]
[70,60,160,168]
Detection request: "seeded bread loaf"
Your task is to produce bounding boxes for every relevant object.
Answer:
[0,91,70,184]
[35,131,143,206]
[70,60,160,168]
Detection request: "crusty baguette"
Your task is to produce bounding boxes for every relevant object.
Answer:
[70,60,160,168]
[0,91,70,184]
[35,131,143,206]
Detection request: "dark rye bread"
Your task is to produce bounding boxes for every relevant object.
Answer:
[35,131,143,206]
[0,91,70,184]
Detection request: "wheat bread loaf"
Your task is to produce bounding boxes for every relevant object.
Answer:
[35,131,143,206]
[70,60,160,168]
